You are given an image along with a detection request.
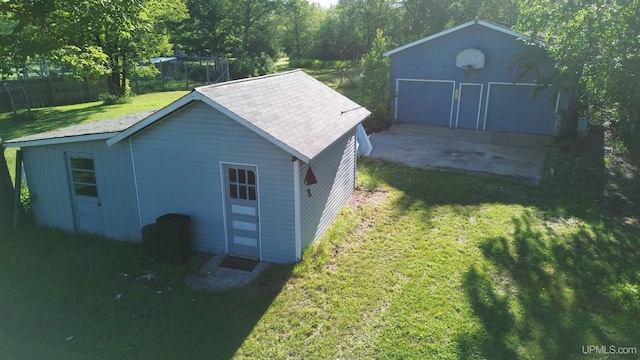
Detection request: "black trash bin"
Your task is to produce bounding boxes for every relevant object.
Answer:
[156,214,191,264]
[141,223,159,258]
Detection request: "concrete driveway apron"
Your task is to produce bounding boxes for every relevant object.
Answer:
[368,124,552,184]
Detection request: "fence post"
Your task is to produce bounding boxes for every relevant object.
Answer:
[2,83,17,115]
[48,76,55,107]
[185,60,189,89]
[20,85,31,115]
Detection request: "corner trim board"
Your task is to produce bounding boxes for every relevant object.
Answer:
[293,159,301,261]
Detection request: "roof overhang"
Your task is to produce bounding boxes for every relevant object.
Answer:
[3,132,117,148]
[383,19,542,57]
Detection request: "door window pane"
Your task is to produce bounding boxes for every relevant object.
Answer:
[228,167,257,201]
[71,157,95,171]
[70,157,98,197]
[72,170,96,184]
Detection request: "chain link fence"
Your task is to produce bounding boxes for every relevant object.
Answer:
[1,56,230,113]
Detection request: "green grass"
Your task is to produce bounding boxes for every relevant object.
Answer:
[1,133,638,358]
[0,91,188,140]
[231,154,639,359]
[0,226,293,359]
[1,75,639,358]
[297,67,364,105]
[1,91,188,182]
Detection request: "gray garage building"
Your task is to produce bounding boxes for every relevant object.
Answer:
[384,19,570,136]
[4,70,370,263]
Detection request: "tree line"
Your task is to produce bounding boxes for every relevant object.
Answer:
[1,0,638,131]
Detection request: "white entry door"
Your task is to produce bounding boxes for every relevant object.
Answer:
[223,164,260,259]
[67,153,104,235]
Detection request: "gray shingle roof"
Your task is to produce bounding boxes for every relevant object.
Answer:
[5,70,370,161]
[195,70,370,160]
[4,110,157,146]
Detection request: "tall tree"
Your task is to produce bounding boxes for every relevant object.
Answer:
[395,0,450,43]
[361,28,391,130]
[279,0,323,59]
[312,0,396,60]
[169,0,235,55]
[448,0,519,26]
[54,0,189,96]
[517,0,640,134]
[311,9,348,60]
[0,0,58,78]
[228,0,281,57]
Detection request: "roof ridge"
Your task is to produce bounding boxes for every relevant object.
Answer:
[194,69,303,93]
[384,19,542,57]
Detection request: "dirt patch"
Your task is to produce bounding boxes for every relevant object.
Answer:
[347,189,388,210]
[346,190,388,234]
[324,190,389,272]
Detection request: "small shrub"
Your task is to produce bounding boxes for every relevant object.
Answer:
[19,183,33,221]
[364,113,390,132]
[98,93,132,106]
[230,53,277,79]
[10,111,37,122]
[188,65,209,82]
[608,280,640,313]
[289,58,359,70]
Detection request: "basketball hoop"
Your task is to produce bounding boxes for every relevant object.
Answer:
[463,64,478,79]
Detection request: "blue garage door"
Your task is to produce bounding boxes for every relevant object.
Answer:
[484,84,557,135]
[396,80,454,126]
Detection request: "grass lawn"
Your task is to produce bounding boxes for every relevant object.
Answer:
[1,74,639,359]
[0,134,638,358]
[0,91,188,182]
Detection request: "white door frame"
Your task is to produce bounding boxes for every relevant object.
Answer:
[455,83,483,130]
[66,152,104,234]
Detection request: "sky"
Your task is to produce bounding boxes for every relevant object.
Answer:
[310,0,338,8]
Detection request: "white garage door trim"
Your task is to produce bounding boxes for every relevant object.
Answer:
[482,82,561,131]
[394,78,456,127]
[455,82,484,130]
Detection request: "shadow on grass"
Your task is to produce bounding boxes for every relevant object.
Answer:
[0,224,293,359]
[360,126,605,222]
[358,126,610,228]
[357,156,537,225]
[0,103,107,140]
[457,211,640,359]
[358,128,640,358]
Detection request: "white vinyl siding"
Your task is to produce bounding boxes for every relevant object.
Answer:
[21,140,140,241]
[131,102,296,263]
